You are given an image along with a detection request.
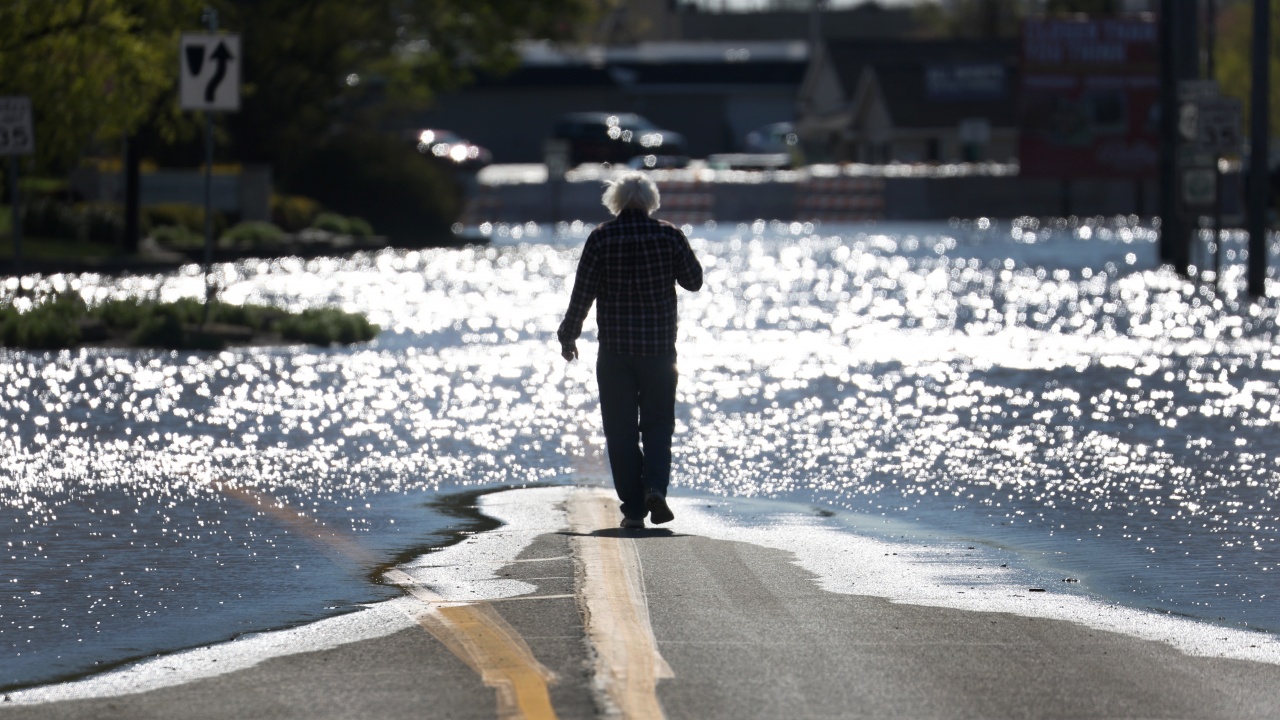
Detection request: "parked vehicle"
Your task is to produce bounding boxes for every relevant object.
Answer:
[551,112,688,166]
[743,122,799,154]
[407,129,492,170]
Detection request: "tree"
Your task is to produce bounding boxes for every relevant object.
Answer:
[912,0,1024,38]
[1214,0,1280,139]
[0,0,202,172]
[0,0,595,173]
[211,0,597,168]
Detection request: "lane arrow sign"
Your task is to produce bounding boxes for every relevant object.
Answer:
[205,41,233,103]
[180,33,240,112]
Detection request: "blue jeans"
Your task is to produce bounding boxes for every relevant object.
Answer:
[596,350,677,520]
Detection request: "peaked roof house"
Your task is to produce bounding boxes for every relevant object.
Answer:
[796,39,1020,164]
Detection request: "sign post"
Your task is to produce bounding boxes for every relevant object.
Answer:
[544,139,569,227]
[180,9,240,320]
[1178,80,1243,295]
[0,96,34,280]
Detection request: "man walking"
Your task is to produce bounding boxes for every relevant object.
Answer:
[558,171,703,529]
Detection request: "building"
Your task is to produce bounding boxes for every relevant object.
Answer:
[410,41,809,163]
[796,39,1021,163]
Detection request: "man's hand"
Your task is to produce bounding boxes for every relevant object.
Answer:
[561,343,579,362]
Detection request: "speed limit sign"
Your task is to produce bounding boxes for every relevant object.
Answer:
[0,96,34,156]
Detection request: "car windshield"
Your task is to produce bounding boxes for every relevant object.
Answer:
[618,115,658,132]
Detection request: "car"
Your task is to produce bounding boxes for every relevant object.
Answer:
[551,112,688,166]
[743,121,799,154]
[406,128,492,170]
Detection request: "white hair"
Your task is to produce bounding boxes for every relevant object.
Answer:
[601,171,661,215]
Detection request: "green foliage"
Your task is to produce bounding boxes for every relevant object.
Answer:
[0,294,377,350]
[220,220,286,250]
[310,212,351,235]
[271,194,321,232]
[91,297,148,331]
[150,224,204,251]
[0,292,85,349]
[214,0,597,167]
[282,131,458,245]
[309,212,376,237]
[1216,1,1280,139]
[82,203,126,244]
[278,307,379,346]
[20,199,130,243]
[145,203,226,236]
[912,0,1023,38]
[347,216,374,238]
[0,0,204,171]
[20,197,78,240]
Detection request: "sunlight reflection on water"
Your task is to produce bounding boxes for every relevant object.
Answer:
[3,216,1280,689]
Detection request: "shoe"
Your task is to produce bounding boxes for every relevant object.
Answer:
[645,493,675,525]
[620,516,645,529]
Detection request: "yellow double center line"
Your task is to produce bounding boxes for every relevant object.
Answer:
[569,488,674,719]
[218,483,668,720]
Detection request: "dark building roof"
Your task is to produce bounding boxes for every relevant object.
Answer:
[677,5,918,41]
[471,59,807,90]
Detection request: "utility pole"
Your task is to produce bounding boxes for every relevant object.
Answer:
[1247,0,1270,298]
[1159,2,1201,277]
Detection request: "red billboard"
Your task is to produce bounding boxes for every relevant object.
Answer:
[1018,17,1159,178]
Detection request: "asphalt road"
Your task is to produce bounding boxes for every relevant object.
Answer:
[5,487,1280,719]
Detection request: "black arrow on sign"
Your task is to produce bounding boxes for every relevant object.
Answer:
[185,45,205,77]
[205,41,234,103]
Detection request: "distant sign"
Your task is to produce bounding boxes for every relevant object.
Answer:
[180,33,241,111]
[1182,167,1217,208]
[0,96,34,156]
[1194,97,1243,155]
[1018,18,1159,178]
[926,64,1007,101]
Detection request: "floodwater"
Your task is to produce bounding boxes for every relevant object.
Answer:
[3,217,1279,691]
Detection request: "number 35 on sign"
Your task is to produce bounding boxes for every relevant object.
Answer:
[0,96,34,156]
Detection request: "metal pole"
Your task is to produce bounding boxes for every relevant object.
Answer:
[202,7,218,322]
[1158,3,1183,270]
[1208,0,1222,298]
[10,155,22,281]
[1247,0,1270,298]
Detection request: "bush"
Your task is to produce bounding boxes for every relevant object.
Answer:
[310,212,350,235]
[278,307,379,345]
[347,216,374,237]
[145,203,227,237]
[220,221,286,250]
[279,131,458,246]
[82,203,126,244]
[0,292,86,349]
[151,224,205,251]
[271,194,320,232]
[21,197,80,240]
[91,298,149,330]
[129,298,219,349]
[209,302,280,332]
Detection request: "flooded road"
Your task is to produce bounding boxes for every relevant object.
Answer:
[3,217,1279,690]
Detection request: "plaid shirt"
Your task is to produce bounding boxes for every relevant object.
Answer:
[558,209,703,356]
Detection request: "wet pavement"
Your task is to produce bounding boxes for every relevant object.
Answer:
[4,217,1280,705]
[5,487,1280,720]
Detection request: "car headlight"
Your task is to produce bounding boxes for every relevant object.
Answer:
[449,144,469,163]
